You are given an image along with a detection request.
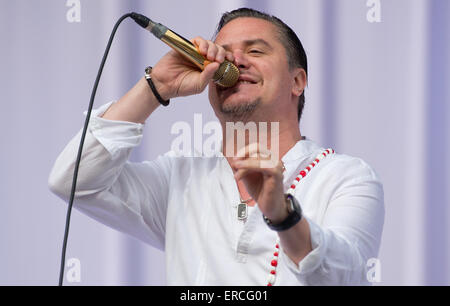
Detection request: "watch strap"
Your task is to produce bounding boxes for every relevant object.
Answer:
[263,194,302,232]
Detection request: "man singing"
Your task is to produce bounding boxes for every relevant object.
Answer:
[49,8,384,285]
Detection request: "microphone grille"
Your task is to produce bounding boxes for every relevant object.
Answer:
[213,61,240,88]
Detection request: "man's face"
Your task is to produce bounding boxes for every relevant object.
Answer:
[209,17,296,121]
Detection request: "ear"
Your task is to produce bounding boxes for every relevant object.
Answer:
[291,68,307,97]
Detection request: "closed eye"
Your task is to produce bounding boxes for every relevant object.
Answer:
[249,49,263,54]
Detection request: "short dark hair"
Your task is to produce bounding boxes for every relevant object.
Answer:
[215,8,308,122]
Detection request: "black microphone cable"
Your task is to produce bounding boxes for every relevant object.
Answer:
[58,12,143,286]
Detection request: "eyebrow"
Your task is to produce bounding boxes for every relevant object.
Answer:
[221,39,273,51]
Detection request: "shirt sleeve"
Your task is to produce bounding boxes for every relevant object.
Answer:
[279,157,385,285]
[48,101,171,250]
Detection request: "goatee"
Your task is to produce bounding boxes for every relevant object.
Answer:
[220,99,261,121]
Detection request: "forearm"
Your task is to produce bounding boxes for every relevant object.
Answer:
[101,76,162,124]
[49,100,146,199]
[278,218,313,264]
[48,115,170,250]
[265,194,313,265]
[48,122,138,199]
[277,173,384,285]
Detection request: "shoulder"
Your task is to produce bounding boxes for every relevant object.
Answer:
[324,153,381,182]
[303,151,385,214]
[309,151,384,199]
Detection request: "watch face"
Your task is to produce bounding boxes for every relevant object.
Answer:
[286,195,295,213]
[287,194,302,215]
[289,201,295,213]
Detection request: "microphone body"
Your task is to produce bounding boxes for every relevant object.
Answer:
[131,13,239,88]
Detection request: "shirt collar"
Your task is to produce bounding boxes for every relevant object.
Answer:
[281,137,321,163]
[214,136,321,161]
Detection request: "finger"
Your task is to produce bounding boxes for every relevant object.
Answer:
[198,62,220,90]
[234,143,261,160]
[234,158,261,170]
[234,164,280,182]
[206,41,219,62]
[234,167,265,181]
[234,144,272,160]
[233,158,281,175]
[225,51,234,63]
[215,45,226,63]
[192,37,209,56]
[234,168,252,181]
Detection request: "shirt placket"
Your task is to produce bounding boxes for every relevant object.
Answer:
[235,206,261,263]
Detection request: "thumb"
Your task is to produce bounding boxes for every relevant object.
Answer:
[198,62,219,90]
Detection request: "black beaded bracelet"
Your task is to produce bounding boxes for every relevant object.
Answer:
[145,66,170,106]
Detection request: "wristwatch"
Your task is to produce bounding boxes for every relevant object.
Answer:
[263,194,302,232]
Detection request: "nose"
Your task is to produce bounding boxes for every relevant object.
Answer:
[233,50,250,70]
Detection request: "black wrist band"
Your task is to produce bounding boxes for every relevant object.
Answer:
[145,66,170,106]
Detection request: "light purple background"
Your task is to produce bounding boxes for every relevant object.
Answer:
[1,0,448,285]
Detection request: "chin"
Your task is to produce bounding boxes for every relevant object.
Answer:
[210,84,262,117]
[219,96,261,118]
[221,89,258,105]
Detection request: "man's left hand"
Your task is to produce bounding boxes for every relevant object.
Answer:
[230,143,288,224]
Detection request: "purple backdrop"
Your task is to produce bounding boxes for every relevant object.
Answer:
[0,0,448,285]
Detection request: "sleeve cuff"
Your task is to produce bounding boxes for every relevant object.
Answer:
[280,216,327,277]
[84,101,145,158]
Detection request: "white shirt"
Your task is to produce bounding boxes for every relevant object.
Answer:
[48,101,385,286]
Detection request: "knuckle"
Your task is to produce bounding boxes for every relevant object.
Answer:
[208,41,218,50]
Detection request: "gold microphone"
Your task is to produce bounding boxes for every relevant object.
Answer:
[131,12,240,88]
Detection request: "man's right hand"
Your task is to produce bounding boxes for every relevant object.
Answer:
[150,36,235,101]
[101,37,233,124]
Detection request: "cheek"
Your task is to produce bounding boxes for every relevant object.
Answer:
[261,59,289,84]
[262,66,291,96]
[276,66,294,93]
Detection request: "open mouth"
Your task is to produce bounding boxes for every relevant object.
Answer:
[219,77,258,91]
[216,74,259,98]
[236,74,258,86]
[218,82,255,96]
[236,80,257,85]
